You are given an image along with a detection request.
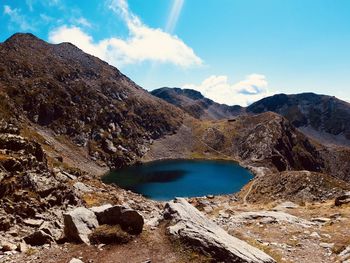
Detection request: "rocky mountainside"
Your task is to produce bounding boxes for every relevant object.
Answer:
[247,93,350,145]
[0,33,183,169]
[151,87,243,120]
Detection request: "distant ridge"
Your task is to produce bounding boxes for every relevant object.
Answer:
[152,88,350,146]
[151,87,244,120]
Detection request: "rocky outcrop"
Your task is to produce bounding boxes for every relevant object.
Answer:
[236,113,324,172]
[164,198,276,263]
[242,171,350,204]
[226,211,315,228]
[64,207,99,244]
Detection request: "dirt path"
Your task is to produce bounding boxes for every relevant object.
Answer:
[11,226,209,263]
[242,180,255,205]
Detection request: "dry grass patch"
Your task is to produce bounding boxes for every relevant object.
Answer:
[89,225,132,245]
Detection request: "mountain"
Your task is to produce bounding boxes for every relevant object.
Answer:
[153,87,350,146]
[151,87,243,120]
[247,93,350,146]
[0,33,183,169]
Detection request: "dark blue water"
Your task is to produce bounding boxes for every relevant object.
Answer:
[102,159,253,201]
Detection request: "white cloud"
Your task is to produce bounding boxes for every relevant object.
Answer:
[183,74,273,106]
[48,0,202,68]
[3,5,34,31]
[49,26,107,59]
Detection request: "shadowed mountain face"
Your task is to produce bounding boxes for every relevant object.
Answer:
[151,87,243,120]
[0,33,183,168]
[247,93,350,144]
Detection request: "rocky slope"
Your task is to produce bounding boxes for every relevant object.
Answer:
[0,33,183,169]
[247,93,350,145]
[151,87,243,120]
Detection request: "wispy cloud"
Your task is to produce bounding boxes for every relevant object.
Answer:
[74,17,92,28]
[183,74,273,106]
[48,0,202,68]
[3,5,35,31]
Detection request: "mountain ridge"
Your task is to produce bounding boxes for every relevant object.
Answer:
[152,87,350,146]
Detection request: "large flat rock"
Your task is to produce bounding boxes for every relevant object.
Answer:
[164,198,276,263]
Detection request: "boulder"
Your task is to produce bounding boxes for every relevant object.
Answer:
[64,207,99,244]
[335,192,350,206]
[120,209,144,235]
[90,205,144,235]
[23,219,44,227]
[24,230,54,246]
[90,204,119,225]
[164,198,276,263]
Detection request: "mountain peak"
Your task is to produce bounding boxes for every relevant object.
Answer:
[4,33,43,44]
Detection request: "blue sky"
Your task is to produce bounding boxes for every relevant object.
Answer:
[1,0,350,105]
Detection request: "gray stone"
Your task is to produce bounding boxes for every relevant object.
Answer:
[319,242,334,249]
[335,192,350,206]
[69,258,84,263]
[104,139,117,153]
[311,217,331,224]
[90,204,120,225]
[17,242,28,253]
[74,182,92,193]
[23,219,44,227]
[64,207,99,244]
[229,211,315,227]
[273,201,299,211]
[340,246,350,261]
[164,198,276,263]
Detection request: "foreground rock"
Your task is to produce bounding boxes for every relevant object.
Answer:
[164,198,276,263]
[91,204,144,235]
[64,207,99,244]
